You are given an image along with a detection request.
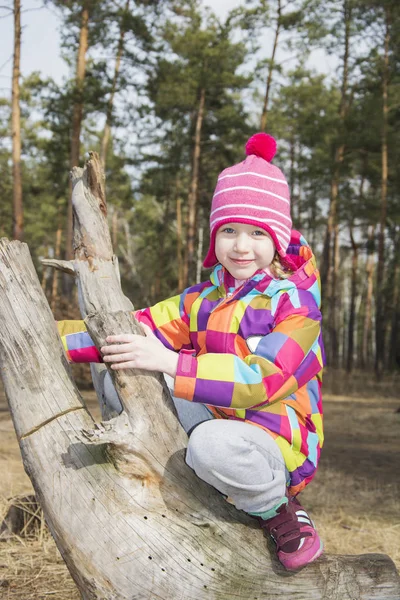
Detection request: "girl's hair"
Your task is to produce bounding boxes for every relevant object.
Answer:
[270,253,294,280]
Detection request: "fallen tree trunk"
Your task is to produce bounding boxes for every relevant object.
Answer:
[0,155,399,599]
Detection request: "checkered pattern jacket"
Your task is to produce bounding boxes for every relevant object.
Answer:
[58,231,324,495]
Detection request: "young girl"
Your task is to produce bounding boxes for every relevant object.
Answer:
[58,133,325,571]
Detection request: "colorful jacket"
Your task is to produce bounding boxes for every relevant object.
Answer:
[58,231,325,495]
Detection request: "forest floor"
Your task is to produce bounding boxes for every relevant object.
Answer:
[0,372,399,599]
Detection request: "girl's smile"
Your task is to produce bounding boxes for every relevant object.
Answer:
[215,222,276,279]
[229,258,255,266]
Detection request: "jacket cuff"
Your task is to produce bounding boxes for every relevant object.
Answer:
[174,350,198,401]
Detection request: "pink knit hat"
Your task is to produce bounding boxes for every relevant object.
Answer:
[203,133,292,268]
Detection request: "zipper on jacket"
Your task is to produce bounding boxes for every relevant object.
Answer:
[209,290,236,314]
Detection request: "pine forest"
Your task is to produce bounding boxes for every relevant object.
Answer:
[1,0,400,379]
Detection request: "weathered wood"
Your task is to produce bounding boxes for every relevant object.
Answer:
[12,0,23,241]
[1,245,400,600]
[41,258,76,275]
[70,152,133,419]
[1,152,399,599]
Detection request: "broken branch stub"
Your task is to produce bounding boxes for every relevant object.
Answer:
[69,152,132,315]
[70,152,112,263]
[71,152,132,416]
[41,258,76,275]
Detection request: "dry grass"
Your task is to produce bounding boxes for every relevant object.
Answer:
[323,367,400,398]
[301,390,400,570]
[0,494,81,599]
[302,465,400,567]
[0,381,399,597]
[0,393,83,598]
[319,511,400,566]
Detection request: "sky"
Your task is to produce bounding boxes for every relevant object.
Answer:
[0,0,243,88]
[0,0,338,94]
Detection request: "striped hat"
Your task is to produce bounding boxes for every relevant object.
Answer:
[203,133,292,268]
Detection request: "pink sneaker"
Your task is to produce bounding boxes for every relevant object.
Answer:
[258,496,323,570]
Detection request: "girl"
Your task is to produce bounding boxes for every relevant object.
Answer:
[58,133,325,571]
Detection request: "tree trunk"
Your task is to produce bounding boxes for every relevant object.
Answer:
[51,223,62,312]
[154,200,170,300]
[308,185,317,248]
[329,223,341,367]
[1,155,400,599]
[196,208,204,284]
[41,247,50,291]
[183,87,205,288]
[289,135,301,229]
[389,243,400,370]
[361,225,375,369]
[321,154,342,294]
[321,0,351,290]
[111,205,118,249]
[177,195,184,290]
[100,0,130,168]
[12,0,23,241]
[260,0,281,132]
[347,226,359,373]
[375,7,390,380]
[119,217,151,308]
[65,1,90,264]
[321,0,351,366]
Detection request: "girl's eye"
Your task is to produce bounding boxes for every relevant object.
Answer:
[253,230,265,236]
[222,227,235,234]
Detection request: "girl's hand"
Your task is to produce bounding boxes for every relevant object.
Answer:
[101,324,178,378]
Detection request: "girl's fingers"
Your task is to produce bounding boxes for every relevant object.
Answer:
[141,323,155,337]
[103,353,133,363]
[105,334,136,344]
[101,343,134,354]
[110,361,137,370]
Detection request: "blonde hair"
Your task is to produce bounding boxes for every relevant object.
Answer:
[269,253,293,280]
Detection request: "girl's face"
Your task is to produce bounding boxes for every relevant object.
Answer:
[215,222,276,280]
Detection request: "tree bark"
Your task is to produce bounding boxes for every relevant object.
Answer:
[100,0,130,168]
[183,87,205,288]
[289,135,302,229]
[12,0,23,241]
[154,199,170,300]
[347,226,359,373]
[50,222,63,312]
[321,0,351,290]
[119,217,151,308]
[196,208,204,284]
[65,1,90,264]
[260,0,281,132]
[111,204,118,249]
[177,194,184,290]
[321,0,351,366]
[375,7,390,379]
[362,225,375,369]
[1,155,400,599]
[389,238,400,370]
[330,223,341,367]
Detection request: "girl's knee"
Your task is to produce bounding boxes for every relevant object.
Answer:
[186,420,225,472]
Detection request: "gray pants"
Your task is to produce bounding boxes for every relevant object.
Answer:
[104,373,287,514]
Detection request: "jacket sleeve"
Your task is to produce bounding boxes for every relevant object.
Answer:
[174,289,324,409]
[134,290,193,352]
[57,289,194,363]
[57,320,102,363]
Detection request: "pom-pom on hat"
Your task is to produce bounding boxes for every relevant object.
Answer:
[203,133,292,268]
